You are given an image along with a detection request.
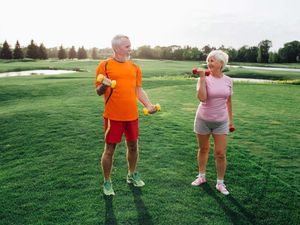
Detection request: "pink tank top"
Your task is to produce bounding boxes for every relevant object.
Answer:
[196,74,233,122]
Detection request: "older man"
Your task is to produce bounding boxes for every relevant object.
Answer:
[95,34,157,195]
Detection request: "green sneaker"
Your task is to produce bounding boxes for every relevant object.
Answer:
[127,171,145,187]
[103,180,115,196]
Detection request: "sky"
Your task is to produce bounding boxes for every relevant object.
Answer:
[1,0,299,51]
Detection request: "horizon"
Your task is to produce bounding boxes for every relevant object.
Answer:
[1,0,299,52]
[1,38,300,52]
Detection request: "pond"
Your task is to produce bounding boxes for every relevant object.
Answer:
[1,69,273,82]
[0,70,77,78]
[195,77,272,83]
[227,65,300,72]
[232,78,272,82]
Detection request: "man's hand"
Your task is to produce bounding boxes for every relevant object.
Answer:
[146,104,157,114]
[143,104,161,115]
[102,76,112,86]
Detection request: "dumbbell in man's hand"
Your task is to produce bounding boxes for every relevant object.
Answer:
[143,104,161,116]
[97,74,116,88]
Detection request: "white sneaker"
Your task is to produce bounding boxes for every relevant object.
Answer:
[216,183,229,195]
[191,176,207,186]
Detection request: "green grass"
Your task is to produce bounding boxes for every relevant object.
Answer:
[0,60,299,225]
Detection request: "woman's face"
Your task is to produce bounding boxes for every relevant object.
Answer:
[207,56,223,72]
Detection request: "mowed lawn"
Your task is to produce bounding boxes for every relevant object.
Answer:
[0,59,299,225]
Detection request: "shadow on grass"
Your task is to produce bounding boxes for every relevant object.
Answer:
[129,185,154,225]
[202,184,256,225]
[104,195,118,225]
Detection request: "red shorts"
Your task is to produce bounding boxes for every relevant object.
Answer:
[104,118,139,144]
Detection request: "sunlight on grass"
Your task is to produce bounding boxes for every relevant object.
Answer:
[0,60,299,225]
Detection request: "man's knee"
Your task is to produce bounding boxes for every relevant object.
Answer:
[126,141,138,152]
[104,144,116,157]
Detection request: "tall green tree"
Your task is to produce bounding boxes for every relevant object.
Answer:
[257,40,272,63]
[47,47,58,58]
[39,43,48,59]
[278,40,300,63]
[0,41,13,59]
[68,46,77,59]
[236,46,248,62]
[202,45,216,60]
[173,48,184,60]
[268,52,280,63]
[190,47,202,60]
[91,47,98,59]
[26,40,40,59]
[77,46,87,59]
[135,45,153,59]
[13,41,24,59]
[226,47,238,62]
[58,45,67,59]
[245,46,258,62]
[160,47,172,59]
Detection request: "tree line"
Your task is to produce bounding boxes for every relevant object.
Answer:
[131,40,300,63]
[0,39,299,63]
[0,40,100,60]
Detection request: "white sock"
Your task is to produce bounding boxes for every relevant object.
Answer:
[217,179,224,185]
[198,173,206,178]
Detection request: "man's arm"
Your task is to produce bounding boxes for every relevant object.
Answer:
[95,77,112,96]
[96,84,107,96]
[136,87,156,113]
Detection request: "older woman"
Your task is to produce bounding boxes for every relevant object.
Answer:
[191,50,233,195]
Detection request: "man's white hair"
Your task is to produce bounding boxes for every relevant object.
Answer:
[111,34,129,49]
[206,50,229,71]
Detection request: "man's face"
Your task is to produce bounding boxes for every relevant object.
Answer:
[115,37,131,58]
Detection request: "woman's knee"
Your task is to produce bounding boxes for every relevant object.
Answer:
[214,151,226,160]
[199,146,210,153]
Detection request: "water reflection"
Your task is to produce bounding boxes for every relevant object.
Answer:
[232,78,272,82]
[0,70,76,78]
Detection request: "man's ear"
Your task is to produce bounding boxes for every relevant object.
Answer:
[113,47,119,53]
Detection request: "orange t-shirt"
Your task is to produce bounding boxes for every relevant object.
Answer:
[95,58,142,121]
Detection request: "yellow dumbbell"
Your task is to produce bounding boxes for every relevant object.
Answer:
[143,104,161,116]
[97,74,116,89]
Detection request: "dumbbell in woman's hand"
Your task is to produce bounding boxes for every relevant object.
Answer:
[97,74,116,88]
[143,104,161,116]
[229,124,235,132]
[192,68,210,76]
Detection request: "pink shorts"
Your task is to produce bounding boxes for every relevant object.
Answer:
[104,118,139,144]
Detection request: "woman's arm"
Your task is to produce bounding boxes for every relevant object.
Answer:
[227,96,233,126]
[197,76,207,102]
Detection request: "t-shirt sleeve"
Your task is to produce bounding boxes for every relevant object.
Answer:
[136,65,142,87]
[95,62,105,88]
[230,78,233,95]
